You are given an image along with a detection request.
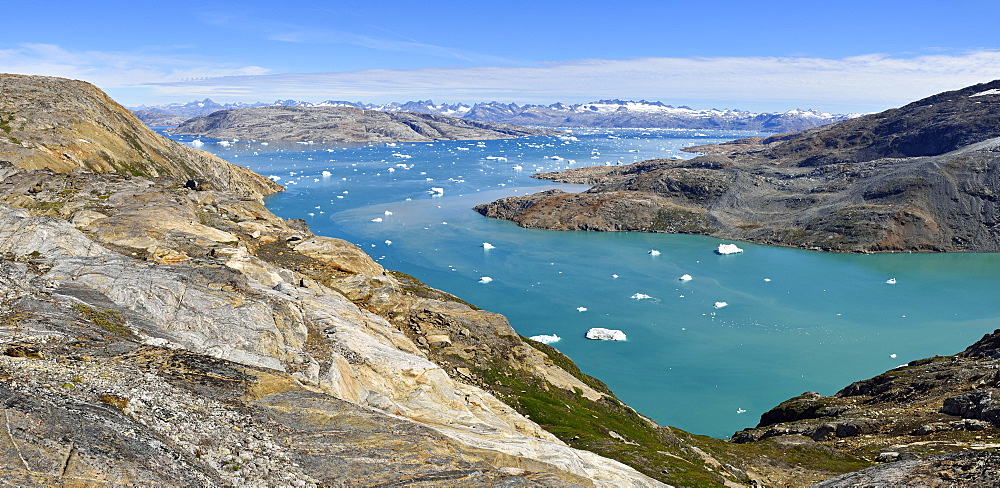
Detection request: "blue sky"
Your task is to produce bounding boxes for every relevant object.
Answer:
[3,0,1000,112]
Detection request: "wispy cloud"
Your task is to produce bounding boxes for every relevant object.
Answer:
[0,43,269,89]
[142,50,1000,111]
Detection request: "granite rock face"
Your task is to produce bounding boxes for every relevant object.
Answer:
[475,80,1000,253]
[0,163,664,487]
[171,105,562,143]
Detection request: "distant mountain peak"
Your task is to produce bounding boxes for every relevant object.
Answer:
[130,98,854,133]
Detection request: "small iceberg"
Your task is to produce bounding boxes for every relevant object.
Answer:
[679,274,693,281]
[886,278,897,284]
[631,293,652,300]
[384,240,392,245]
[648,249,661,256]
[716,243,743,255]
[428,187,445,196]
[585,328,627,341]
[576,307,588,312]
[714,301,728,309]
[530,334,561,344]
[479,276,493,284]
[371,217,383,223]
[737,408,747,414]
[190,139,204,147]
[482,242,495,250]
[384,210,393,216]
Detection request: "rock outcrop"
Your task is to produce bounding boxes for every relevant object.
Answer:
[0,74,281,199]
[728,329,1000,487]
[170,106,562,143]
[475,80,1000,253]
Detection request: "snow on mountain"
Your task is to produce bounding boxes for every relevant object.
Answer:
[130,98,854,133]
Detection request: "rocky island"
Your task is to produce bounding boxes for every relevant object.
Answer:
[5,74,1000,487]
[475,80,1000,253]
[170,105,562,143]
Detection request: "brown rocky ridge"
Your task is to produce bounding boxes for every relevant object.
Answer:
[170,105,563,143]
[4,74,1000,487]
[474,79,1000,253]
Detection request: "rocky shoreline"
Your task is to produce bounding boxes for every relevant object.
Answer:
[170,105,563,143]
[475,80,1000,253]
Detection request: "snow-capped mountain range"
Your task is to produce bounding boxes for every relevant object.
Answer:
[131,98,856,133]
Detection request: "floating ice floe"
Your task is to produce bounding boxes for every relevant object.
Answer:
[714,301,728,309]
[737,408,747,414]
[763,278,772,282]
[890,353,897,358]
[482,242,495,250]
[716,243,744,255]
[384,240,392,245]
[321,170,332,177]
[479,277,493,284]
[217,140,231,147]
[648,249,661,256]
[576,307,588,312]
[679,274,693,281]
[886,278,897,284]
[267,175,281,181]
[529,334,561,344]
[190,139,204,147]
[585,328,627,341]
[611,274,619,279]
[371,217,383,223]
[384,210,393,216]
[631,293,652,300]
[428,187,445,196]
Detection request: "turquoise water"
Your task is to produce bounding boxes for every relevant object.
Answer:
[172,129,1000,438]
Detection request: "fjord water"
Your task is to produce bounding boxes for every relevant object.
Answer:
[176,129,1000,438]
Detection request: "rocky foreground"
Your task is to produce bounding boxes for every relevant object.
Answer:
[170,105,562,143]
[475,80,1000,253]
[5,74,1000,487]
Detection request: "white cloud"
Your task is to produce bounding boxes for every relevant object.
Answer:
[3,43,1000,111]
[141,51,1000,112]
[0,43,269,92]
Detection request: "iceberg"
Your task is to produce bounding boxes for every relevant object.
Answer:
[714,301,728,309]
[716,243,743,255]
[529,334,561,344]
[679,274,693,281]
[576,307,588,312]
[428,187,445,196]
[479,276,493,284]
[648,249,661,256]
[482,242,495,250]
[585,328,627,341]
[886,278,897,284]
[371,217,383,223]
[631,293,652,300]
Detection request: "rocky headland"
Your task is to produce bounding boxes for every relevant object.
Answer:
[170,106,562,143]
[5,74,1000,487]
[475,80,1000,253]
